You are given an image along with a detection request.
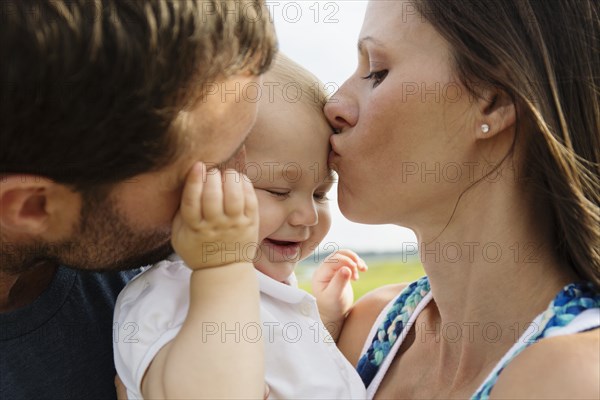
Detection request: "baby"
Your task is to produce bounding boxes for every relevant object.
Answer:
[114,54,367,399]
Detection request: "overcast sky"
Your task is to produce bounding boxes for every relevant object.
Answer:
[270,1,418,253]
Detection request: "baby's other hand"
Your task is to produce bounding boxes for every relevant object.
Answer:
[312,249,368,324]
[172,163,259,270]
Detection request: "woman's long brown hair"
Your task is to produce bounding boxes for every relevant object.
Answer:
[415,0,600,287]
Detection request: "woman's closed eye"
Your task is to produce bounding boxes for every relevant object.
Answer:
[362,69,388,88]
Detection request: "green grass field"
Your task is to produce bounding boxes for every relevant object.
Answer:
[295,256,425,300]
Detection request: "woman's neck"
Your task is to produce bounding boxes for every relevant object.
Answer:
[411,176,578,384]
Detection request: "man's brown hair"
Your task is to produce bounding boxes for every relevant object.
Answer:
[0,0,277,189]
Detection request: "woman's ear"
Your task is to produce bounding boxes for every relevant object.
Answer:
[475,86,516,139]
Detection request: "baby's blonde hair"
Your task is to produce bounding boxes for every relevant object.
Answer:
[263,53,328,113]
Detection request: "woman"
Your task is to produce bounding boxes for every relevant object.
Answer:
[325,0,599,399]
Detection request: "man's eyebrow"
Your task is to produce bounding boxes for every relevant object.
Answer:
[358,36,385,54]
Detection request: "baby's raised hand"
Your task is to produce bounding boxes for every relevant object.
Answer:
[172,162,259,270]
[312,249,368,327]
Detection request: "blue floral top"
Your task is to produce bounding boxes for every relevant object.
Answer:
[356,277,600,399]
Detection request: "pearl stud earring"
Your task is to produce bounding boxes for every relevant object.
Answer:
[481,124,490,134]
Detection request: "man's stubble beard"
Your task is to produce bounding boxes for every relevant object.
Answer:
[1,191,174,274]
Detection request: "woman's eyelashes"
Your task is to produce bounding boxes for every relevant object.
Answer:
[362,69,388,88]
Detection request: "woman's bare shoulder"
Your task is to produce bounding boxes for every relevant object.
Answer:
[337,283,408,366]
[355,283,408,312]
[490,328,600,399]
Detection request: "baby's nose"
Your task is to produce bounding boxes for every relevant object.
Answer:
[289,201,318,227]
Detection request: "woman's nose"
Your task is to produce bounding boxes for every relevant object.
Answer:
[324,83,358,132]
[288,200,319,227]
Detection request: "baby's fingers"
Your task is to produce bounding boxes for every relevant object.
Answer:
[333,249,368,275]
[324,254,359,279]
[180,162,206,224]
[243,175,258,220]
[223,170,244,216]
[324,253,356,268]
[202,168,224,219]
[326,267,352,297]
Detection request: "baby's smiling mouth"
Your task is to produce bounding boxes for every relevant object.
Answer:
[263,238,303,259]
[265,239,299,246]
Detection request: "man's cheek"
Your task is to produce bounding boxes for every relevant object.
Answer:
[221,145,247,172]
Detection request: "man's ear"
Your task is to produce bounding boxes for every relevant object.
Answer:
[0,175,80,237]
[474,86,517,139]
[1,175,51,235]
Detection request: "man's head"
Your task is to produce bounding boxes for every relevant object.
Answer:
[0,0,277,273]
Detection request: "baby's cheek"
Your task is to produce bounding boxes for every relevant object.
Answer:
[314,206,332,243]
[255,196,282,242]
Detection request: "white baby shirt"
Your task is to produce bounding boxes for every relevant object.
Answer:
[113,255,366,399]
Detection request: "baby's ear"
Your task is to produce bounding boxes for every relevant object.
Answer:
[474,85,516,139]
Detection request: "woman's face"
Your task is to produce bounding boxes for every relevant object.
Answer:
[325,0,479,227]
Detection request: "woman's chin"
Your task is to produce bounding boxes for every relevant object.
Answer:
[337,182,369,221]
[340,210,373,225]
[338,196,383,224]
[338,193,375,224]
